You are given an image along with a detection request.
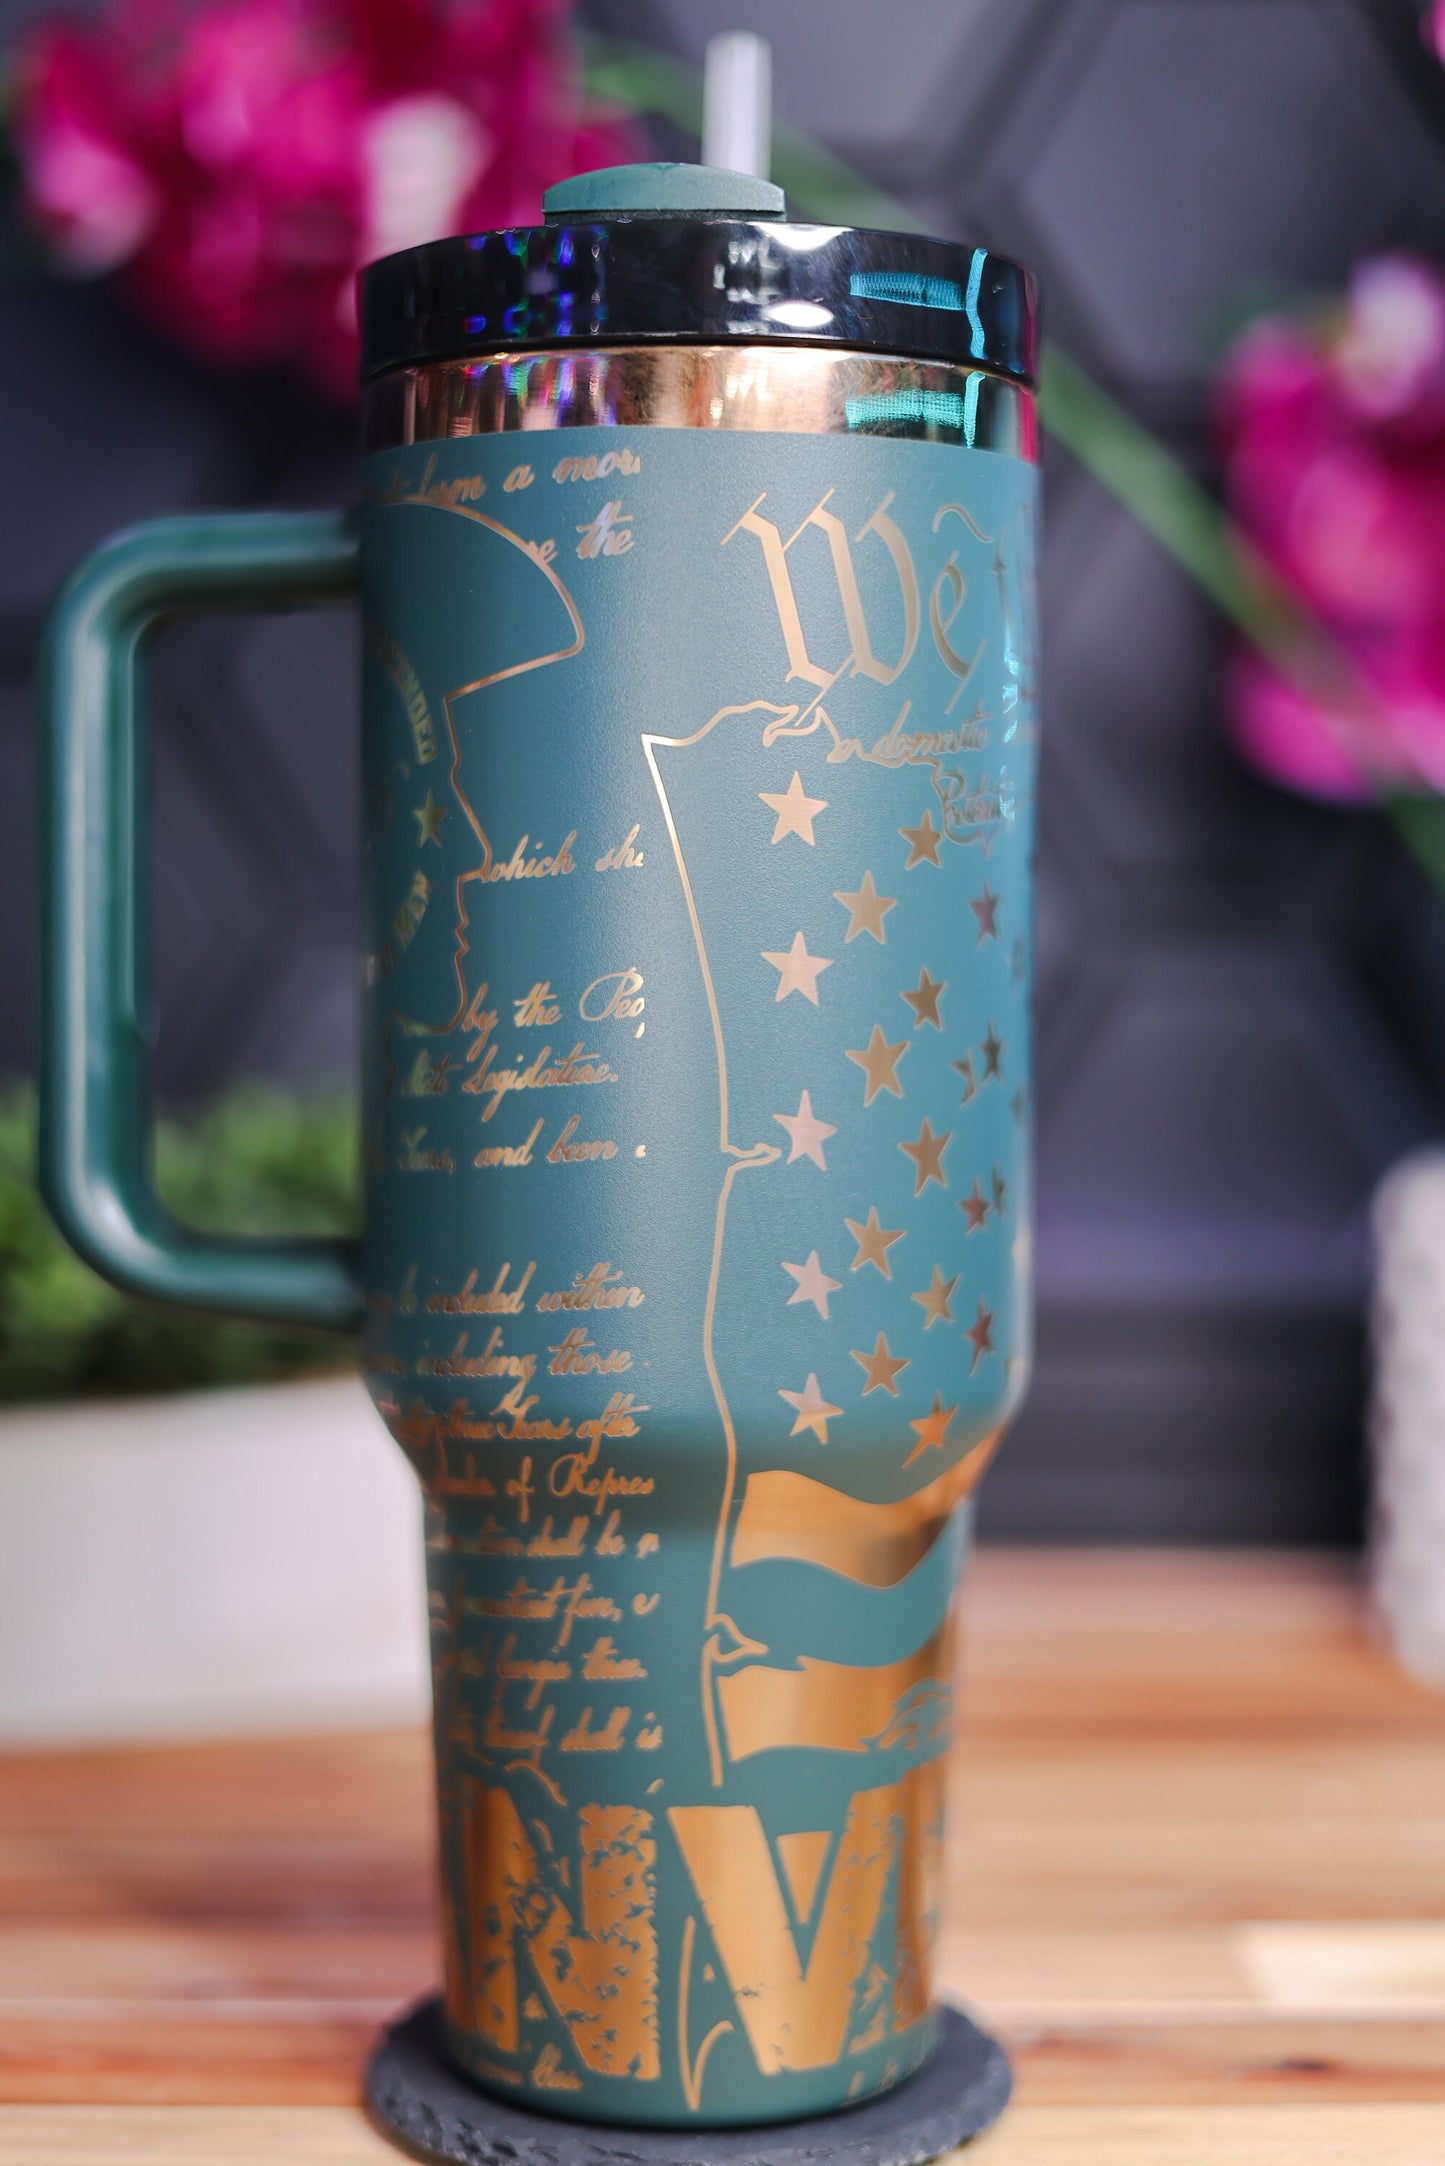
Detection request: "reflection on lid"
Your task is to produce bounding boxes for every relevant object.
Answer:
[844,388,973,440]
[849,271,964,312]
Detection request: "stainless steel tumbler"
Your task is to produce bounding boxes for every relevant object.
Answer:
[40,158,1038,2128]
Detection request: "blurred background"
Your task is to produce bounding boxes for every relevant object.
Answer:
[8,0,1445,1741]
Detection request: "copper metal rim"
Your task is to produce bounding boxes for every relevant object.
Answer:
[362,346,1037,459]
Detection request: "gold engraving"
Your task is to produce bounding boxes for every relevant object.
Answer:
[761,930,833,1004]
[580,967,646,1023]
[759,771,828,847]
[531,2043,583,2091]
[429,1267,538,1317]
[560,1707,631,1753]
[965,1297,997,1373]
[731,1450,995,1588]
[717,1625,951,1762]
[393,869,431,951]
[899,808,942,869]
[576,499,634,558]
[554,446,642,482]
[834,871,896,945]
[970,882,1001,944]
[979,1022,1005,1081]
[900,1118,951,1195]
[474,1119,544,1168]
[547,1327,631,1377]
[721,488,919,693]
[911,1267,959,1331]
[928,548,985,713]
[960,1179,990,1233]
[641,702,792,1784]
[413,790,446,848]
[773,1089,836,1170]
[851,1333,909,1398]
[782,1251,840,1320]
[596,821,645,870]
[460,1785,659,2079]
[515,983,562,1026]
[535,1263,645,1313]
[906,1394,958,1467]
[581,1636,646,1682]
[846,1025,908,1106]
[677,1912,735,2113]
[845,1206,904,1278]
[669,1761,942,2074]
[479,832,577,883]
[417,1328,536,1388]
[776,1830,832,1924]
[468,1041,617,1121]
[901,968,945,1030]
[398,1126,454,1172]
[549,1437,654,1517]
[547,1117,618,1164]
[778,1373,843,1446]
[366,620,437,765]
[383,493,585,1045]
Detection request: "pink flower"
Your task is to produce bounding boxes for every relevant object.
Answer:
[11,0,639,400]
[1216,255,1445,800]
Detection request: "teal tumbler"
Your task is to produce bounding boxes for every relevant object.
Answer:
[39,161,1038,2127]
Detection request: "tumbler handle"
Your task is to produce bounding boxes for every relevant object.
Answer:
[38,511,363,1334]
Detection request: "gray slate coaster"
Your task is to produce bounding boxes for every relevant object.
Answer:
[367,1998,1011,2166]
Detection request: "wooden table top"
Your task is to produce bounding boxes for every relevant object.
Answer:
[2,1548,1444,2163]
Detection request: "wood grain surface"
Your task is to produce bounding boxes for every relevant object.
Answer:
[2,1548,1443,2162]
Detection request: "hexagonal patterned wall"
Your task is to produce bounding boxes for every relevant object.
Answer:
[7,0,1445,1538]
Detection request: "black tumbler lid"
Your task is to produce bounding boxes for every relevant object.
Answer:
[358,162,1036,388]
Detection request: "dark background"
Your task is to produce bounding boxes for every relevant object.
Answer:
[7,0,1445,1541]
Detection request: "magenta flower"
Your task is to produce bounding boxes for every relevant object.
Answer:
[1217,255,1445,801]
[12,0,638,400]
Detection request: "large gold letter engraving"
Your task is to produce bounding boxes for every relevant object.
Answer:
[456,1783,660,2080]
[724,491,920,693]
[669,1764,941,2077]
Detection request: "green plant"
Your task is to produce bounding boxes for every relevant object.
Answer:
[0,1079,358,1403]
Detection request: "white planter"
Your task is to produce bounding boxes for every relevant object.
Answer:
[1371,1150,1445,1685]
[0,1373,429,1744]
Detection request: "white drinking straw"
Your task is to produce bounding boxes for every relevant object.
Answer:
[702,32,773,180]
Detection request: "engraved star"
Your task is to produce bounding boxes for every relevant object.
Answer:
[979,1023,1004,1081]
[969,882,1000,945]
[759,770,828,847]
[905,1392,958,1468]
[960,1178,990,1234]
[952,1052,977,1106]
[900,1117,950,1195]
[845,1206,904,1278]
[964,1297,996,1374]
[846,1024,908,1107]
[991,1165,1008,1216]
[852,1332,909,1397]
[899,808,942,870]
[783,1250,840,1320]
[413,789,446,847]
[762,931,833,1005]
[774,1089,836,1170]
[834,871,896,945]
[911,1265,959,1330]
[779,1372,843,1445]
[901,967,945,1031]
